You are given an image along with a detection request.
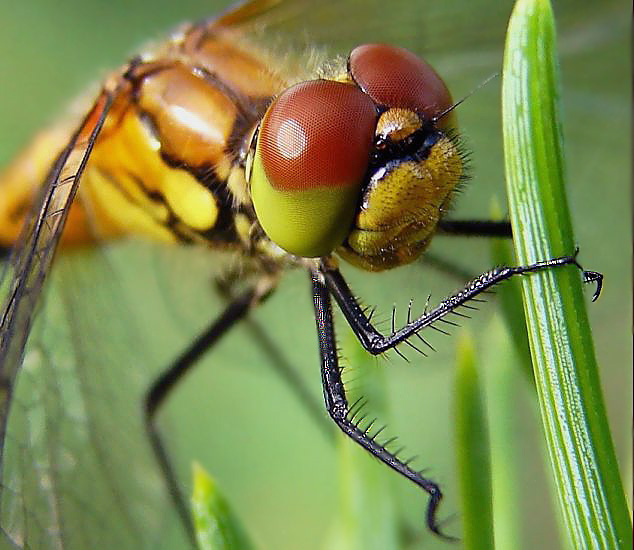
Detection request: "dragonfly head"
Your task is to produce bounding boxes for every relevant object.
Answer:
[249,43,465,270]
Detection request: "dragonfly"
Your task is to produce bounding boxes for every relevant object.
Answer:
[0,0,628,548]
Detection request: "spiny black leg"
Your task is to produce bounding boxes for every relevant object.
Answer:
[438,219,512,238]
[322,251,602,355]
[311,269,455,540]
[423,219,512,282]
[434,221,603,299]
[144,285,265,547]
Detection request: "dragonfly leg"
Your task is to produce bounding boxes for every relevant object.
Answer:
[432,220,602,297]
[422,218,513,282]
[321,250,602,356]
[144,279,273,547]
[437,219,512,238]
[311,268,455,540]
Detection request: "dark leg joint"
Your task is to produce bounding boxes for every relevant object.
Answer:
[142,286,262,548]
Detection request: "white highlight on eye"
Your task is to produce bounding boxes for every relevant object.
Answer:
[276,118,306,159]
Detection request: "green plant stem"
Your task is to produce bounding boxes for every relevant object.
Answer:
[502,0,632,548]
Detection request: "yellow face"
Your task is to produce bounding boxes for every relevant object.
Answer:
[249,43,464,270]
[338,109,463,270]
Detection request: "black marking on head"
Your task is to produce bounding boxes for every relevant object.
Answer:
[370,120,443,169]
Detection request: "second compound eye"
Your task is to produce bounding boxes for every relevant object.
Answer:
[349,43,453,126]
[250,79,377,258]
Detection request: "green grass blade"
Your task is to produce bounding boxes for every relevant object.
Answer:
[454,331,494,549]
[191,462,254,550]
[502,0,632,548]
[483,315,532,550]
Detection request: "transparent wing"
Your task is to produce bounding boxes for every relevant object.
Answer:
[0,91,113,440]
[0,90,127,546]
[0,245,183,548]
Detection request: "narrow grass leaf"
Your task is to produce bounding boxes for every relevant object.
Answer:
[191,462,254,550]
[483,315,531,550]
[454,331,493,550]
[502,0,632,547]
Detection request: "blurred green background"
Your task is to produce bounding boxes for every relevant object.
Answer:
[0,1,630,548]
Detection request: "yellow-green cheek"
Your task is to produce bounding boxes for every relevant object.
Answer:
[250,152,360,258]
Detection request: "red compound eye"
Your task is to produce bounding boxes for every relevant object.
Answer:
[349,43,453,122]
[251,79,377,257]
[258,79,376,191]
